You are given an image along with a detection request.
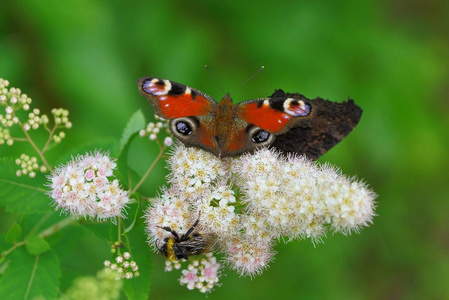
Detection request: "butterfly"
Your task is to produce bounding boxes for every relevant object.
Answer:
[138,77,362,160]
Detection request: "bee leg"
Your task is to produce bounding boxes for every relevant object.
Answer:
[158,226,180,240]
[181,213,202,241]
[155,239,163,252]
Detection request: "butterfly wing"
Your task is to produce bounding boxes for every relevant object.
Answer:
[138,77,216,118]
[138,77,219,154]
[238,89,362,160]
[139,78,362,159]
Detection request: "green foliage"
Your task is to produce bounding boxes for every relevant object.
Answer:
[0,158,51,214]
[119,110,146,153]
[123,193,142,235]
[25,236,50,256]
[0,249,60,300]
[5,222,22,245]
[123,226,152,300]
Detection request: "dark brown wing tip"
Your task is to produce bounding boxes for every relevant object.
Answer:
[270,96,363,160]
[345,98,363,126]
[137,77,152,84]
[270,89,286,97]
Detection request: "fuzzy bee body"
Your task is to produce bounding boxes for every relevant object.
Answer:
[157,217,217,261]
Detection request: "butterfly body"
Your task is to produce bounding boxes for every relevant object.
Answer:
[138,77,362,159]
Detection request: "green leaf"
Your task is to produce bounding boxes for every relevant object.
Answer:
[5,222,22,245]
[116,133,144,191]
[83,222,116,244]
[0,234,8,264]
[123,194,142,235]
[25,236,50,255]
[0,158,51,214]
[48,224,110,292]
[0,248,60,300]
[123,225,152,300]
[119,109,146,154]
[116,110,147,191]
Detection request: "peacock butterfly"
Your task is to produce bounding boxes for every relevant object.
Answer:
[138,77,362,160]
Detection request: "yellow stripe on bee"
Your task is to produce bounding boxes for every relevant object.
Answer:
[166,238,177,261]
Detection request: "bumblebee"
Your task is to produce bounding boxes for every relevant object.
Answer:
[156,216,217,261]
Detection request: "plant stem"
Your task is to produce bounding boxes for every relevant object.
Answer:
[12,137,28,142]
[117,217,122,255]
[1,216,77,257]
[39,216,77,238]
[41,124,58,153]
[130,146,165,194]
[26,211,53,238]
[17,120,53,172]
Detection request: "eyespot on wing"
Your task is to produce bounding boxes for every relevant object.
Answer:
[138,77,214,119]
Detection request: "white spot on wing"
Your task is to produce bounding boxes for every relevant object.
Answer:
[148,78,170,96]
[163,80,172,92]
[283,98,293,111]
[284,99,310,117]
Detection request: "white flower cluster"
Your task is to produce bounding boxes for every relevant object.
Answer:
[22,108,49,131]
[233,149,376,239]
[15,154,47,178]
[0,78,32,145]
[146,144,376,278]
[165,253,221,293]
[48,152,130,220]
[47,108,71,143]
[0,127,12,146]
[104,252,140,279]
[0,79,72,148]
[139,117,173,147]
[52,108,72,128]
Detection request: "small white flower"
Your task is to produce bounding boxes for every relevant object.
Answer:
[180,268,199,290]
[164,137,173,147]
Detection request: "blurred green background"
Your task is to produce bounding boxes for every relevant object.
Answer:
[1,0,448,299]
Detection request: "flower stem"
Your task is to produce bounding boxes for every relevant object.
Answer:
[38,216,77,238]
[130,146,166,194]
[17,120,53,172]
[41,124,58,153]
[117,217,123,255]
[26,211,53,238]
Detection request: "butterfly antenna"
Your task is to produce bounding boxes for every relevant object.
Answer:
[230,65,265,95]
[204,65,226,95]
